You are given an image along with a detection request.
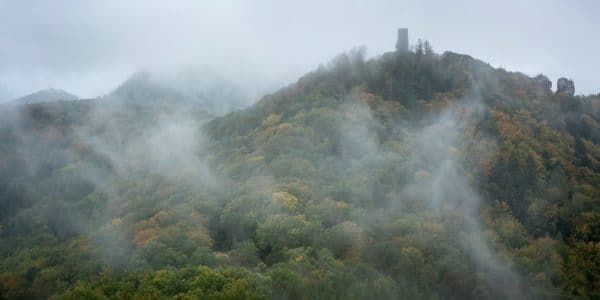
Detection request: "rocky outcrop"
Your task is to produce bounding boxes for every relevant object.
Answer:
[442,51,474,65]
[556,78,575,96]
[534,74,552,90]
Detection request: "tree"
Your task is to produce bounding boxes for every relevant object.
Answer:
[415,39,424,58]
[574,137,590,166]
[424,40,434,57]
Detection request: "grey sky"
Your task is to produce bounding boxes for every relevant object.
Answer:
[0,0,597,101]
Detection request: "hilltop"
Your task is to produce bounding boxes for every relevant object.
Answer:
[12,88,78,104]
[106,69,265,117]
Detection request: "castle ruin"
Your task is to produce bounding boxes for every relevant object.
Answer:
[396,28,409,52]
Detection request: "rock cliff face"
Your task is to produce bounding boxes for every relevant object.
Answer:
[442,51,474,65]
[557,77,575,96]
[534,74,552,90]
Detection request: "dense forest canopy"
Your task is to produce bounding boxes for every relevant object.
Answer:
[0,37,599,299]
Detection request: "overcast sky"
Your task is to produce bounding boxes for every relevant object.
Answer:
[0,0,597,101]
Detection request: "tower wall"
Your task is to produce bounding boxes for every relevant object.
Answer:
[396,28,409,52]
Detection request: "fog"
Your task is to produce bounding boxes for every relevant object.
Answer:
[0,0,598,102]
[334,88,523,297]
[0,1,596,298]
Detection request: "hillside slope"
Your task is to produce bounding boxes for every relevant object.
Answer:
[203,47,600,299]
[0,43,599,299]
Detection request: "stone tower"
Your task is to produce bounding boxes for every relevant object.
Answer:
[396,28,409,52]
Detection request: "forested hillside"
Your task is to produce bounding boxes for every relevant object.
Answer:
[0,40,599,299]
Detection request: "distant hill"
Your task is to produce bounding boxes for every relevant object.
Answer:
[106,69,258,116]
[108,71,184,104]
[13,88,78,104]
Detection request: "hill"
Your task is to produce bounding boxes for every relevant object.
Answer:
[0,39,599,299]
[106,69,262,117]
[12,88,78,104]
